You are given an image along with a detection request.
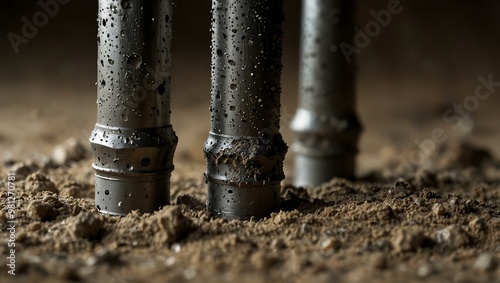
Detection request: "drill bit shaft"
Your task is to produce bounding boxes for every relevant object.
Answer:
[204,0,288,220]
[90,0,177,215]
[291,0,362,187]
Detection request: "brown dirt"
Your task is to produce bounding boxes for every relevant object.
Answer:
[1,139,499,283]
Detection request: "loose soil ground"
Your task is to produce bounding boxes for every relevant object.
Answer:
[0,140,499,283]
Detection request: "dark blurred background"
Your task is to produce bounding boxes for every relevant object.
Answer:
[1,0,500,174]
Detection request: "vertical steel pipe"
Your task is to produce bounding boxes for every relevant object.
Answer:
[90,0,177,215]
[291,0,362,187]
[204,0,287,220]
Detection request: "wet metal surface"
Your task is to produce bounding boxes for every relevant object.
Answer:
[90,0,177,215]
[291,0,362,187]
[204,0,288,220]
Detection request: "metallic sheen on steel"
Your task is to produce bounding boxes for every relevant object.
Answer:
[291,0,362,187]
[204,0,288,220]
[90,0,177,215]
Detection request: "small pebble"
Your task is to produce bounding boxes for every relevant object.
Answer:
[417,263,434,277]
[432,203,446,217]
[183,268,197,280]
[165,256,176,266]
[435,225,471,249]
[473,252,496,272]
[321,238,340,250]
[172,243,182,253]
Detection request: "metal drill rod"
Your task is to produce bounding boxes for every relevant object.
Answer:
[90,0,177,215]
[291,0,362,187]
[204,0,288,220]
